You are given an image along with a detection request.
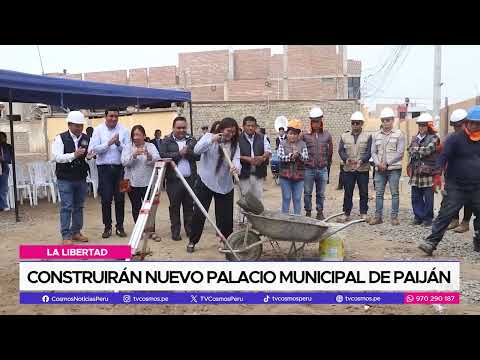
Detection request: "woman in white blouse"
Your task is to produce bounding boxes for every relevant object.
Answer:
[121,125,160,223]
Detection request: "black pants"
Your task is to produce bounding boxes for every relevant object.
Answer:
[97,165,125,229]
[426,181,480,247]
[166,176,195,238]
[342,171,369,215]
[338,165,344,189]
[189,178,234,245]
[127,186,147,223]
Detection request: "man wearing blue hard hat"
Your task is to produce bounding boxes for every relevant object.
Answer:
[419,105,480,255]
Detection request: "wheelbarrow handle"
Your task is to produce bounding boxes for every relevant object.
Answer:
[321,219,366,239]
[324,212,345,222]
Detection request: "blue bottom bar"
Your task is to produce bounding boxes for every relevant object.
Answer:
[20,292,405,305]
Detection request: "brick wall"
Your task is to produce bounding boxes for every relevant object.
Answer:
[227,79,282,101]
[347,60,362,76]
[269,54,283,78]
[287,45,338,77]
[234,48,270,80]
[128,68,148,87]
[148,66,178,88]
[84,70,127,84]
[179,50,229,85]
[187,99,359,164]
[288,78,338,100]
[190,85,225,101]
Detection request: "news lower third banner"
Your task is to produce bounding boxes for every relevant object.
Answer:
[19,292,461,305]
[19,261,460,292]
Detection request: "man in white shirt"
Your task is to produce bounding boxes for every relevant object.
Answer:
[88,107,129,238]
[51,111,94,245]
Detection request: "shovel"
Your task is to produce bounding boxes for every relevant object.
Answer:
[219,143,264,215]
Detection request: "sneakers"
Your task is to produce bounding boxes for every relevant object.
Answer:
[305,210,312,218]
[72,233,89,242]
[454,222,469,233]
[102,228,112,238]
[369,217,383,225]
[391,218,400,226]
[447,218,459,230]
[338,215,351,223]
[187,242,196,253]
[316,211,325,221]
[418,241,435,256]
[115,227,127,238]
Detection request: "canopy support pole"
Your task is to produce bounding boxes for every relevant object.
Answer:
[189,101,193,136]
[8,99,20,222]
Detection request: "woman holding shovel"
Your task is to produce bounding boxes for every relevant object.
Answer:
[278,119,309,215]
[187,117,242,253]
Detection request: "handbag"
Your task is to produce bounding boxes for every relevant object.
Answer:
[119,178,132,193]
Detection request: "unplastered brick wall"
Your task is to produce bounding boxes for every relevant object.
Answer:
[187,99,359,164]
[84,70,127,85]
[149,66,178,88]
[227,79,283,101]
[179,50,229,86]
[129,68,148,87]
[234,49,270,80]
[288,78,337,100]
[287,45,338,77]
[269,54,283,78]
[191,85,225,101]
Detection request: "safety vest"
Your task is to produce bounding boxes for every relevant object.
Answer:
[341,130,371,172]
[372,129,404,170]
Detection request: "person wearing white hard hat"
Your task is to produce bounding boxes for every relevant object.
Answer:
[51,110,94,245]
[406,113,441,227]
[445,109,472,232]
[419,105,480,255]
[88,107,130,239]
[302,107,333,220]
[337,111,372,222]
[369,107,405,226]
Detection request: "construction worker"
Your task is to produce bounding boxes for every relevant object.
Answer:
[419,105,480,255]
[407,113,441,227]
[338,111,372,222]
[445,109,473,233]
[303,107,333,220]
[369,107,405,226]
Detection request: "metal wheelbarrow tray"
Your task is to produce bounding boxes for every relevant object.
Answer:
[219,210,365,261]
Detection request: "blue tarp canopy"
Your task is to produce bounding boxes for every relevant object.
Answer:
[0,69,191,109]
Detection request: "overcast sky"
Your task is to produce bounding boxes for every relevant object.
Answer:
[1,45,479,110]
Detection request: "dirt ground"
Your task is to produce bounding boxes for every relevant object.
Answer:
[1,169,479,315]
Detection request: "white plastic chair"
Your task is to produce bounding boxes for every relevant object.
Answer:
[49,161,61,201]
[7,163,33,207]
[86,158,98,198]
[27,161,57,206]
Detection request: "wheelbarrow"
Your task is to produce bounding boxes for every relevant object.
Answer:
[219,210,365,261]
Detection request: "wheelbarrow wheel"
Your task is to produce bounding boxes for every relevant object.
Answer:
[225,230,263,261]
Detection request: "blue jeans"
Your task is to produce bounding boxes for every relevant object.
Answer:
[374,169,401,219]
[280,178,304,215]
[0,165,9,209]
[57,179,88,240]
[411,186,434,223]
[303,167,328,212]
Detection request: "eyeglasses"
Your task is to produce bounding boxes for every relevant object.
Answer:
[351,121,362,126]
[381,118,393,123]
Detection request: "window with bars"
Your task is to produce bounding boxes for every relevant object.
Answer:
[348,77,360,99]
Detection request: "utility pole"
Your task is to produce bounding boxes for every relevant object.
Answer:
[433,45,442,127]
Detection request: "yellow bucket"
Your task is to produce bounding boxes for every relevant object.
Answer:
[319,234,345,261]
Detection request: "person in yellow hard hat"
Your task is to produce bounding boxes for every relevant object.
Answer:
[277,119,309,215]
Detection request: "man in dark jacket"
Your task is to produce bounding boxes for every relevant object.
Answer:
[0,131,13,211]
[419,105,480,255]
[160,117,200,241]
[151,129,163,153]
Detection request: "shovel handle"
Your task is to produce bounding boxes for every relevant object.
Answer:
[220,144,241,187]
